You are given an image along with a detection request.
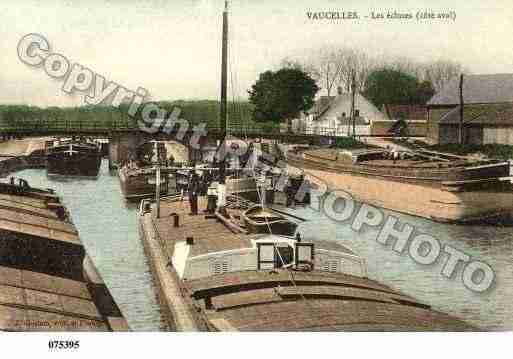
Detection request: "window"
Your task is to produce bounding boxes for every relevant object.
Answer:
[322,259,339,273]
[210,259,230,275]
[275,245,293,268]
[257,243,276,270]
[295,243,314,267]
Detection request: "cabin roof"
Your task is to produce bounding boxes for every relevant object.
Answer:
[303,239,355,255]
[0,265,110,331]
[0,192,79,245]
[0,194,60,219]
[184,270,474,331]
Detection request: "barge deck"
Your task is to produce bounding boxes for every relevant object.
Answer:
[0,181,129,331]
[139,196,475,331]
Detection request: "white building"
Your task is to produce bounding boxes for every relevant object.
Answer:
[297,87,387,137]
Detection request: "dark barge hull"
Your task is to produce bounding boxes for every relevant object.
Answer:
[118,168,169,201]
[47,152,101,177]
[0,182,128,331]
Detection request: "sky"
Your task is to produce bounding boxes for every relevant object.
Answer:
[1,0,513,107]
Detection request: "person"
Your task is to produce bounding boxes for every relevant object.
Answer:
[188,172,199,215]
[285,178,295,207]
[391,146,399,164]
[205,182,218,214]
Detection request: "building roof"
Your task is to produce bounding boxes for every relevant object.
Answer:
[439,103,513,125]
[311,93,387,122]
[383,104,427,121]
[428,74,513,106]
[307,96,335,116]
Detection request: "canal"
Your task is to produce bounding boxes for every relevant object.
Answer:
[291,197,513,331]
[12,161,513,330]
[15,160,164,331]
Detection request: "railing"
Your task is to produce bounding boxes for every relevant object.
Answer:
[0,117,388,143]
[0,117,283,134]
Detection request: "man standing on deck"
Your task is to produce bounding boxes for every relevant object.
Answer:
[188,172,199,215]
[391,146,399,164]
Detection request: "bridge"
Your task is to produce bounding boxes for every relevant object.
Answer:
[0,118,320,141]
[0,117,403,167]
[0,118,324,167]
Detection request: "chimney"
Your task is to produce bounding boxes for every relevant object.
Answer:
[172,213,180,228]
[337,86,343,95]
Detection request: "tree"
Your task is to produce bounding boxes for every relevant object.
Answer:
[248,68,319,130]
[304,46,345,97]
[424,60,465,91]
[414,80,435,104]
[338,48,375,93]
[364,68,434,108]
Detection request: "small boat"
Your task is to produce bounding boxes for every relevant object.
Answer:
[242,205,298,236]
[46,138,101,177]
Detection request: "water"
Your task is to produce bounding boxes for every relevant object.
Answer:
[14,160,164,331]
[291,198,513,331]
[11,161,513,330]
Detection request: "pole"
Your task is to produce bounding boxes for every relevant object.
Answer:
[156,163,161,218]
[218,0,229,208]
[350,71,356,138]
[154,141,161,218]
[459,74,464,145]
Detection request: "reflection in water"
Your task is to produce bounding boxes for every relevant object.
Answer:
[15,160,164,331]
[291,197,513,330]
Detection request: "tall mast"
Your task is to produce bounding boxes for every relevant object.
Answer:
[219,0,229,186]
[350,71,356,138]
[459,74,464,144]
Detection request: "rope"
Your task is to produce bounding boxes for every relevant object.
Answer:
[249,161,311,306]
[226,2,315,313]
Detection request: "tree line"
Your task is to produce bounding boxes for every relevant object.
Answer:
[244,48,469,126]
[0,101,267,131]
[281,46,468,97]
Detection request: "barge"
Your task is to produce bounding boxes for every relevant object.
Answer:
[119,141,176,201]
[138,195,474,331]
[46,138,101,178]
[0,179,128,331]
[287,147,513,223]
